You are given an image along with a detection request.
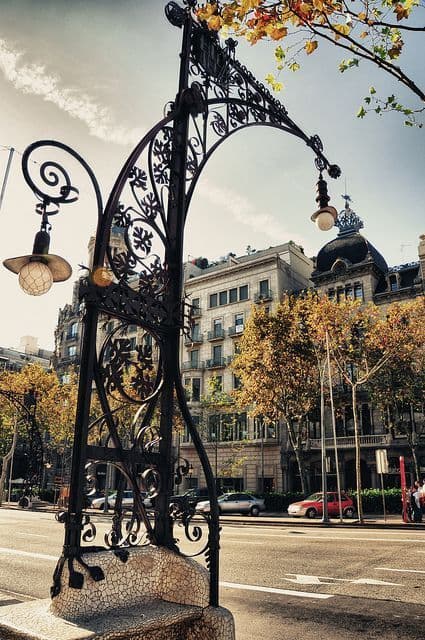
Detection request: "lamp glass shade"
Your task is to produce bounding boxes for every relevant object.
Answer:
[315,210,335,231]
[18,261,53,296]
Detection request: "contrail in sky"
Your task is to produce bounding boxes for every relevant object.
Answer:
[0,38,143,146]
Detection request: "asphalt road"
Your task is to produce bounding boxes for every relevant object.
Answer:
[1,508,425,639]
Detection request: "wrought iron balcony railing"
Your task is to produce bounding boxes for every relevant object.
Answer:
[184,333,203,345]
[254,289,273,303]
[207,328,225,341]
[182,360,205,371]
[228,325,244,337]
[205,357,225,369]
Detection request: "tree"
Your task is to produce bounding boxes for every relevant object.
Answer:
[309,295,418,521]
[232,296,320,494]
[196,0,424,126]
[367,297,425,479]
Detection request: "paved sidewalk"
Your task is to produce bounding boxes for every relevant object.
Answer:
[2,501,423,530]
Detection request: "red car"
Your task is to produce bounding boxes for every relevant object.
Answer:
[288,492,356,519]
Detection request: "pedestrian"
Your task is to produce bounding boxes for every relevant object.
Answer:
[410,484,422,523]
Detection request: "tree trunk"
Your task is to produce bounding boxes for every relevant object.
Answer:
[352,384,364,522]
[411,443,420,481]
[0,417,18,506]
[285,419,306,495]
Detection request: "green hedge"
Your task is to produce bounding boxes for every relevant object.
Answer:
[255,489,403,514]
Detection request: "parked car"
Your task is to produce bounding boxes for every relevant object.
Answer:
[91,490,152,510]
[169,487,210,512]
[196,493,266,516]
[287,492,355,518]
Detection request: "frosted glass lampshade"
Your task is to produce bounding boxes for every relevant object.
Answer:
[18,261,53,296]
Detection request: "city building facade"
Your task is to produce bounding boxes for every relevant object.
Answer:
[53,201,425,496]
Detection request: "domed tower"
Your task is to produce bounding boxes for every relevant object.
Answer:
[311,196,388,303]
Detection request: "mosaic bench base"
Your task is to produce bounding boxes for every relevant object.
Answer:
[0,599,234,640]
[0,546,235,640]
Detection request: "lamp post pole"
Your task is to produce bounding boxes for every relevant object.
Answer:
[3,0,341,611]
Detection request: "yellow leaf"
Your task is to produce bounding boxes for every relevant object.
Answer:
[197,3,218,21]
[241,0,262,11]
[359,30,368,38]
[304,40,318,54]
[334,23,351,35]
[208,14,223,30]
[266,24,288,40]
[299,2,313,14]
[312,0,324,10]
[358,11,367,20]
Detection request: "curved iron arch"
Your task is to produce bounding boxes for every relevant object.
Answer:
[16,1,341,608]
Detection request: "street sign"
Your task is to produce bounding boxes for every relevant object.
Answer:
[376,449,389,474]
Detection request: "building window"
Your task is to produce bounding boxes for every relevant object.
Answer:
[192,378,201,402]
[190,350,199,368]
[143,333,153,348]
[69,322,78,338]
[67,345,77,357]
[229,288,238,303]
[235,413,248,440]
[345,285,353,299]
[213,318,223,338]
[259,279,269,296]
[354,283,363,300]
[191,322,200,341]
[129,336,136,351]
[208,414,220,442]
[389,274,398,291]
[328,289,335,300]
[209,293,218,308]
[239,285,249,301]
[219,290,228,306]
[336,287,344,302]
[233,374,241,390]
[212,344,222,364]
[192,297,200,314]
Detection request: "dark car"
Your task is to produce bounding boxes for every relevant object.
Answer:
[170,487,210,512]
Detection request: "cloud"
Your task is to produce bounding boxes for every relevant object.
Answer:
[201,178,313,253]
[0,38,143,146]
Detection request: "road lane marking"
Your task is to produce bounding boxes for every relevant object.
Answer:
[376,567,425,574]
[0,547,58,561]
[0,588,37,600]
[220,581,333,599]
[283,574,400,586]
[16,533,49,538]
[225,532,425,543]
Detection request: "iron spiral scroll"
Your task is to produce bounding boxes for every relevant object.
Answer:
[20,1,340,609]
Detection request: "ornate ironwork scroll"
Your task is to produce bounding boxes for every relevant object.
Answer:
[18,0,341,609]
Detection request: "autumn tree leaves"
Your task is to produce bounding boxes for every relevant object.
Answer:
[196,0,424,126]
[232,293,425,505]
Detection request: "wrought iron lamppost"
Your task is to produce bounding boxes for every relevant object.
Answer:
[2,0,341,613]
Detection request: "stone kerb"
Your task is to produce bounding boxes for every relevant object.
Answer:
[50,545,210,620]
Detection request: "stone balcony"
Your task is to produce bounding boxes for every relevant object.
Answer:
[309,434,392,449]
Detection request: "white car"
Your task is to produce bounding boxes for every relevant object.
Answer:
[91,490,152,510]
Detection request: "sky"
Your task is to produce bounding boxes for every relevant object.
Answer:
[0,0,423,351]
